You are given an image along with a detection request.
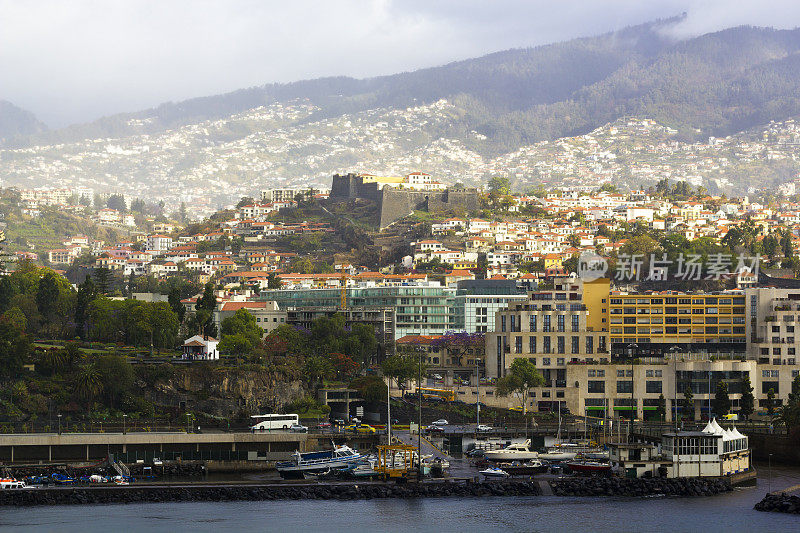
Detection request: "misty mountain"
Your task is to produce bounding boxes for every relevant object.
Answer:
[9,18,800,155]
[0,100,47,140]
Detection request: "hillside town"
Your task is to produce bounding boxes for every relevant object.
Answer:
[1,170,800,429]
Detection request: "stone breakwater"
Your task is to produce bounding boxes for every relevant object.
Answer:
[0,480,541,507]
[550,477,732,497]
[754,493,800,514]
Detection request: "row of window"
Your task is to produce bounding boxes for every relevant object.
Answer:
[610,297,745,305]
[513,335,597,354]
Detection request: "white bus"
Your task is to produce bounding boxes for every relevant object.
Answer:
[250,413,300,432]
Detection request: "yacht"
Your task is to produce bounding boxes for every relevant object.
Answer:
[484,439,539,461]
[276,445,364,479]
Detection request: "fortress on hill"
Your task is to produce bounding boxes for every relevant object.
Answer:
[329,172,479,229]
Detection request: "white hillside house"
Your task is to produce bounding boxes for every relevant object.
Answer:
[182,335,219,361]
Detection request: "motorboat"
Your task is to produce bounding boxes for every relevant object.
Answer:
[566,461,612,474]
[276,445,364,479]
[479,466,509,478]
[484,440,539,461]
[499,459,548,476]
[539,443,604,461]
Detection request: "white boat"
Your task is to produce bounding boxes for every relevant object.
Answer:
[540,443,606,461]
[0,478,31,490]
[484,439,539,461]
[479,467,509,478]
[276,445,364,479]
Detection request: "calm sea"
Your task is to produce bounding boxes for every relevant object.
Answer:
[2,465,799,532]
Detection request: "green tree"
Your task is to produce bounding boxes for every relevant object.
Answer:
[168,286,186,323]
[0,313,32,378]
[488,176,511,196]
[682,385,694,421]
[74,363,103,412]
[766,388,777,421]
[75,277,96,339]
[303,355,333,389]
[381,354,422,391]
[35,271,60,325]
[712,381,731,418]
[219,309,263,356]
[656,393,667,422]
[496,358,544,414]
[95,354,134,409]
[93,267,112,295]
[740,375,755,421]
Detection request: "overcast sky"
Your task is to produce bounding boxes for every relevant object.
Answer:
[1,0,800,127]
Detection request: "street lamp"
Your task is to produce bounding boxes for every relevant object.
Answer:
[123,414,128,435]
[627,343,638,432]
[57,414,62,436]
[475,356,482,427]
[669,345,681,431]
[186,413,193,434]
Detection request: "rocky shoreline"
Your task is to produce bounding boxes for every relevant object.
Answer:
[0,480,541,507]
[2,462,205,479]
[550,476,733,497]
[754,493,800,514]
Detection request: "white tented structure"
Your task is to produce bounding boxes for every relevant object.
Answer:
[661,418,750,478]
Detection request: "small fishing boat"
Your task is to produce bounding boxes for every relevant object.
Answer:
[479,466,509,478]
[566,461,612,474]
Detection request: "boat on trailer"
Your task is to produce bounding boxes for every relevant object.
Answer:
[566,461,612,474]
[276,445,364,479]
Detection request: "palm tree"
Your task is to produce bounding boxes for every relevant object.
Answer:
[74,364,103,413]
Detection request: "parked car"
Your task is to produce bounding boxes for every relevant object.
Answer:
[426,425,445,433]
[431,419,449,426]
[290,424,308,433]
[477,424,493,432]
[317,421,332,429]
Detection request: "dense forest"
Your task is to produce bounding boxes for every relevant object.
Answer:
[8,19,800,156]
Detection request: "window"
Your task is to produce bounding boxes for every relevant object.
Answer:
[588,380,605,393]
[543,316,551,332]
[530,315,537,332]
[655,369,662,377]
[558,315,565,332]
[501,316,506,332]
[646,369,654,377]
[571,336,579,354]
[543,337,551,354]
[557,336,565,354]
[572,315,579,332]
[586,336,594,354]
[617,380,633,393]
[515,336,522,354]
[588,369,596,377]
[597,369,605,377]
[646,381,662,394]
[617,369,625,377]
[557,358,565,366]
[529,337,537,354]
[542,357,551,366]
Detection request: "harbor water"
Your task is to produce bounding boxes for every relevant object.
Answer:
[2,465,799,532]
